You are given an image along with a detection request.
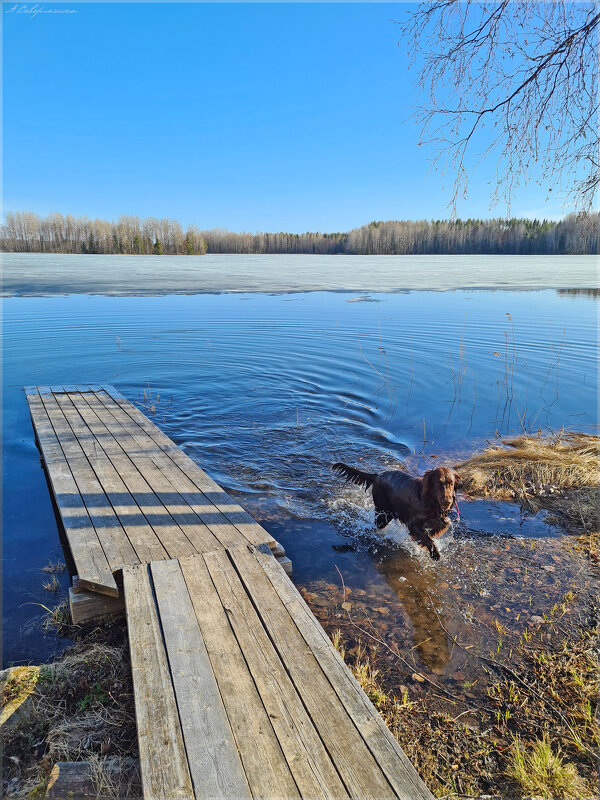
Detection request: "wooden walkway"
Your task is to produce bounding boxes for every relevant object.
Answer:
[124,544,432,800]
[26,385,287,597]
[27,384,433,800]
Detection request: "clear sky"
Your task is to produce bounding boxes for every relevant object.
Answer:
[3,2,571,231]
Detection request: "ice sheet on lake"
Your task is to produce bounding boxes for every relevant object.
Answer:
[2,253,597,296]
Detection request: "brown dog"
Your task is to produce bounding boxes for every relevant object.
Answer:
[332,463,458,560]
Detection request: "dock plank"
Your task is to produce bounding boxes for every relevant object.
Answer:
[97,387,278,550]
[151,559,251,800]
[123,564,193,800]
[179,554,300,800]
[55,393,198,560]
[26,390,118,596]
[27,385,434,800]
[53,392,168,565]
[203,548,348,799]
[77,391,239,551]
[41,392,141,572]
[252,544,433,800]
[228,545,395,800]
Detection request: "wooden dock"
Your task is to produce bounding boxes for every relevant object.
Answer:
[26,385,289,602]
[27,385,433,800]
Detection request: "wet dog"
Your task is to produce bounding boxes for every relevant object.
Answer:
[332,463,458,560]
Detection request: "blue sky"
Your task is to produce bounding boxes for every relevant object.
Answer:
[3,2,570,231]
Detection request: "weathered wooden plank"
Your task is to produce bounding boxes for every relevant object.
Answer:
[97,386,278,550]
[88,391,249,550]
[122,564,193,800]
[50,391,167,566]
[252,544,434,800]
[228,545,397,800]
[75,391,232,553]
[203,548,348,799]
[151,559,251,799]
[56,394,198,561]
[179,554,300,799]
[67,391,213,559]
[40,392,140,573]
[26,390,118,596]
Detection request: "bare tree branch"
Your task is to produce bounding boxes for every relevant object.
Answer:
[398,1,599,213]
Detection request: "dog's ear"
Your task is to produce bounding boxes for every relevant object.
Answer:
[421,470,435,505]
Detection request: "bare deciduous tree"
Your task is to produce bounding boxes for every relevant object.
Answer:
[2,209,597,254]
[399,1,599,212]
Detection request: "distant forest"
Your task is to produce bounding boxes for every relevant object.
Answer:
[1,210,597,255]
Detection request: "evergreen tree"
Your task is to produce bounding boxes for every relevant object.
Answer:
[153,238,163,255]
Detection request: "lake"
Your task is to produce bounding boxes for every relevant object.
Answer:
[2,254,598,682]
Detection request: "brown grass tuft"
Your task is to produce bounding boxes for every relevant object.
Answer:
[1,629,139,799]
[457,432,599,497]
[457,432,599,554]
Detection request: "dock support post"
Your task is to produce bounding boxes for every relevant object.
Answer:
[69,578,124,625]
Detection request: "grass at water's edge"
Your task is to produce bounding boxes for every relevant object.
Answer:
[456,432,599,560]
[331,605,599,798]
[1,620,140,800]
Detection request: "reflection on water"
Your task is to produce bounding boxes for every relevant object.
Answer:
[556,287,600,299]
[2,286,598,667]
[375,546,453,673]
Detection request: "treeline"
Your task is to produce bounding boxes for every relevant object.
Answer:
[1,212,208,255]
[1,211,597,255]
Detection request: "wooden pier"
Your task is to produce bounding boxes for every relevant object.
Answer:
[27,385,433,800]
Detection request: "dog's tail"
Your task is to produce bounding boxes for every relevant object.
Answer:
[332,462,376,490]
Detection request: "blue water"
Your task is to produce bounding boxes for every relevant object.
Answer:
[2,286,598,668]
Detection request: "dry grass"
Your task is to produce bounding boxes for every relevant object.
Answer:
[457,432,599,497]
[330,606,600,799]
[87,754,141,800]
[457,432,599,556]
[42,575,60,593]
[40,560,66,575]
[1,628,139,799]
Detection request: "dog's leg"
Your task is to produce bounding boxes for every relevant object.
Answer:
[409,520,441,561]
[424,535,441,561]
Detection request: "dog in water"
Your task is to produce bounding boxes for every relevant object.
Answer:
[332,463,458,560]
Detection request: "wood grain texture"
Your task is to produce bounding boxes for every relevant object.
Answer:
[78,391,240,551]
[98,386,278,550]
[151,559,251,800]
[228,545,395,800]
[59,391,198,560]
[203,548,348,800]
[70,391,222,555]
[45,392,141,571]
[26,389,117,596]
[179,554,300,800]
[252,545,434,800]
[123,563,193,800]
[53,391,168,565]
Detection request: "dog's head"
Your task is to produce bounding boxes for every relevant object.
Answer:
[422,467,458,514]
